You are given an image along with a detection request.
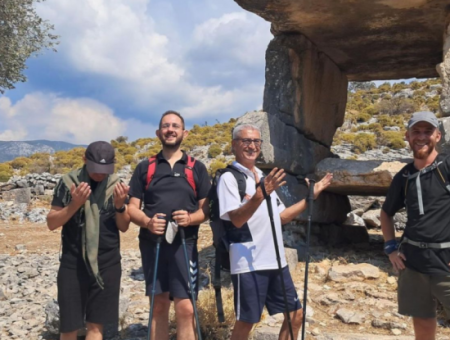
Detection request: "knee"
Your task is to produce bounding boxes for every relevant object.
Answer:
[291,309,304,328]
[175,300,194,319]
[152,298,171,315]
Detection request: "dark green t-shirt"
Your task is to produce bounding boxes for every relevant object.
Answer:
[51,177,121,269]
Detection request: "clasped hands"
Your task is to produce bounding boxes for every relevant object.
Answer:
[69,182,130,210]
[146,210,191,235]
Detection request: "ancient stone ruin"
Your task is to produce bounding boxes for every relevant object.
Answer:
[234,0,450,240]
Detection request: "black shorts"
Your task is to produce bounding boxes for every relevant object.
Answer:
[231,266,302,324]
[57,263,121,333]
[140,239,198,300]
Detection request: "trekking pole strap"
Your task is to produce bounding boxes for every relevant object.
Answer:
[401,237,450,249]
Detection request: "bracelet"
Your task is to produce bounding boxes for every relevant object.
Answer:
[115,205,126,213]
[384,239,398,255]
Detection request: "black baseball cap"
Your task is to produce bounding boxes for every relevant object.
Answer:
[85,141,115,174]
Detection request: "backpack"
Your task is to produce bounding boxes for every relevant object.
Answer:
[208,164,247,322]
[403,155,450,215]
[145,154,197,196]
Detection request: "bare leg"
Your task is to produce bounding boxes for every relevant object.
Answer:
[174,297,196,340]
[231,320,254,340]
[150,292,171,340]
[86,322,103,340]
[279,309,303,340]
[413,317,436,340]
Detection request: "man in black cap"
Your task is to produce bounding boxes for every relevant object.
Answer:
[381,111,450,340]
[128,111,210,340]
[47,141,130,340]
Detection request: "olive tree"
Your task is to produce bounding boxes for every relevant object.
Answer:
[0,0,58,93]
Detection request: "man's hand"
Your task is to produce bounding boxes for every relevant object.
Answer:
[308,173,333,199]
[256,167,287,197]
[172,210,191,227]
[146,214,167,235]
[70,182,91,209]
[389,251,406,273]
[113,182,130,209]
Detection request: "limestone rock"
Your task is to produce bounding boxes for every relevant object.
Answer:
[285,247,298,272]
[45,299,60,334]
[362,209,381,228]
[438,24,450,117]
[236,111,332,174]
[328,264,380,282]
[316,158,408,196]
[2,188,31,204]
[335,308,365,324]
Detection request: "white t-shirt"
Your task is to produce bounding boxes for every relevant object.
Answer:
[217,161,287,275]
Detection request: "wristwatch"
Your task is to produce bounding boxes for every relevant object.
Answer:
[115,205,126,213]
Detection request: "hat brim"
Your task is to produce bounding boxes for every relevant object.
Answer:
[86,159,114,174]
[408,118,439,129]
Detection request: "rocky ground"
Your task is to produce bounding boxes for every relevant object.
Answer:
[1,220,450,340]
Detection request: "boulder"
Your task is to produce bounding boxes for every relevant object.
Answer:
[236,111,332,174]
[316,158,408,196]
[328,263,380,282]
[2,188,31,204]
[336,308,365,324]
[275,172,350,224]
[362,209,381,228]
[438,23,450,117]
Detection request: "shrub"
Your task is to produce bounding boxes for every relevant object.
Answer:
[208,144,222,158]
[379,131,406,149]
[10,157,31,170]
[0,163,13,182]
[222,143,233,156]
[376,97,418,116]
[209,159,227,177]
[353,133,376,154]
[378,82,391,92]
[356,112,371,122]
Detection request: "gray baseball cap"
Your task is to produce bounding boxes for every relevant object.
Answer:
[85,141,115,174]
[407,111,439,129]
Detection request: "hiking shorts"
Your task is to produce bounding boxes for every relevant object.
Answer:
[231,266,301,324]
[57,262,121,333]
[398,267,450,318]
[140,239,199,300]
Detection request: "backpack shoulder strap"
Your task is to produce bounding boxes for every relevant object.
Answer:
[435,154,450,193]
[145,156,158,190]
[225,165,247,200]
[184,155,197,197]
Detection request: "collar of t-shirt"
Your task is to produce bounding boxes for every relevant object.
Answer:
[156,150,188,164]
[231,161,263,181]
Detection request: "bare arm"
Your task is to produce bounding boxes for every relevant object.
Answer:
[279,173,333,225]
[128,197,166,235]
[113,183,131,233]
[173,197,210,227]
[380,209,405,272]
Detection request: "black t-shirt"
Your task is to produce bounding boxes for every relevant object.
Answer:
[51,176,121,269]
[382,154,450,275]
[128,151,210,243]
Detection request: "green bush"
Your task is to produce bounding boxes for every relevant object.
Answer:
[209,159,227,177]
[208,144,222,158]
[0,163,13,182]
[356,112,371,122]
[379,131,406,149]
[353,133,376,154]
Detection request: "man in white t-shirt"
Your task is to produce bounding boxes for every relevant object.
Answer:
[217,123,332,340]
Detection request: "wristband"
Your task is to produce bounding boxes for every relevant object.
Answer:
[384,239,398,255]
[115,205,126,213]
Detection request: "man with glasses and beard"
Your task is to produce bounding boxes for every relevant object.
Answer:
[128,111,210,340]
[381,111,450,340]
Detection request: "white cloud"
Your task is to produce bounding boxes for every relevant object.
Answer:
[0,93,156,143]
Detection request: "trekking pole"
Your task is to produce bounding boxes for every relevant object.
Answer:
[179,225,203,340]
[301,179,315,340]
[147,235,163,340]
[260,180,294,340]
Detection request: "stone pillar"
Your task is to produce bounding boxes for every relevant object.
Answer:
[263,33,348,150]
[438,22,450,117]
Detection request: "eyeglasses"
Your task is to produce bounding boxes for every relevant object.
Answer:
[234,138,263,147]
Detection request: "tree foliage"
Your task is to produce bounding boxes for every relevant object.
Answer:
[0,0,58,93]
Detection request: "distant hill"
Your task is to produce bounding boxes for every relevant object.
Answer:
[0,140,86,162]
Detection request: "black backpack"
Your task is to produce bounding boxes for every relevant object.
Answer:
[208,164,246,322]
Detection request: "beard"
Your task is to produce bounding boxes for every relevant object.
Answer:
[159,134,184,149]
[412,141,436,160]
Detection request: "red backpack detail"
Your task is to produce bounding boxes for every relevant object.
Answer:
[145,155,197,197]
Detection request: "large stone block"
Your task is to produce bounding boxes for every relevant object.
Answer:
[275,172,350,224]
[437,117,450,153]
[316,158,409,196]
[236,111,332,174]
[263,34,348,147]
[438,23,450,117]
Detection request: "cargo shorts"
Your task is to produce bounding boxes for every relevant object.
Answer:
[398,267,450,319]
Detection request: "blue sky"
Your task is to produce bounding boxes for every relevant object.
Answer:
[0,0,272,144]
